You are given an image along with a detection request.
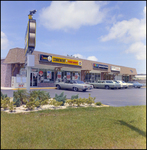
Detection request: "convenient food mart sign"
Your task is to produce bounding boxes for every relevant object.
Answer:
[39,54,82,66]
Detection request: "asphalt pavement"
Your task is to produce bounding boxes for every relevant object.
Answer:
[1,87,146,107]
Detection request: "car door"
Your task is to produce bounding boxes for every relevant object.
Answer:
[95,81,101,88]
[68,80,74,90]
[101,81,105,88]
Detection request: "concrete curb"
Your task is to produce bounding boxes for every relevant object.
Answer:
[1,87,57,90]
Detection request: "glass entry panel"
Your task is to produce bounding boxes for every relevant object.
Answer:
[30,72,38,86]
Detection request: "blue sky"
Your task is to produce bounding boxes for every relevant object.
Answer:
[1,1,146,74]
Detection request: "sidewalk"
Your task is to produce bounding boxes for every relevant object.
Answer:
[1,87,57,90]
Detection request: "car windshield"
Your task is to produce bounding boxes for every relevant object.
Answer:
[122,81,125,83]
[114,81,119,83]
[76,80,85,84]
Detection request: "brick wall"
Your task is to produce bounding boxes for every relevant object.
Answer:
[1,59,12,87]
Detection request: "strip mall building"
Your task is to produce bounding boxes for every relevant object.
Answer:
[1,47,137,88]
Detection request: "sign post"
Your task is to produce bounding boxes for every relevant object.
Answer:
[24,10,37,92]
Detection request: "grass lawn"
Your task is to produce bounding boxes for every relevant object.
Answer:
[1,105,146,149]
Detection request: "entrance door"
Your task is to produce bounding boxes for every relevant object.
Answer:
[31,72,38,86]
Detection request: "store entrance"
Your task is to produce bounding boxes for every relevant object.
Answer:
[30,72,38,86]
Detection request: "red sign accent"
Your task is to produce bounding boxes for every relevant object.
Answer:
[39,71,43,76]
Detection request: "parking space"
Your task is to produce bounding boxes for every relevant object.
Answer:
[1,87,146,107]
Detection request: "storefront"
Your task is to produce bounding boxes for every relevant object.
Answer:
[1,48,137,88]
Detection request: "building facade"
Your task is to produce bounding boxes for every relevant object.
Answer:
[1,48,137,88]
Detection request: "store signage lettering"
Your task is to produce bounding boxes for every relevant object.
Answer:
[40,54,82,66]
[111,66,121,71]
[93,63,108,69]
[40,55,52,62]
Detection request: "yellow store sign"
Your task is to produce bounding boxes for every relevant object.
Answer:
[52,56,82,66]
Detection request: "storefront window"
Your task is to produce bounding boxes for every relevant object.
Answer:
[85,73,100,83]
[38,69,54,83]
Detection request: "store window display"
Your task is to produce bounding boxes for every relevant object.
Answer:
[38,69,54,83]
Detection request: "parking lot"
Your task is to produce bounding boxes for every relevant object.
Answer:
[1,87,146,107]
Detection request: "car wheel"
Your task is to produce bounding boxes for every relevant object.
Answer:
[138,87,141,88]
[56,85,61,90]
[73,87,78,91]
[105,85,109,89]
[83,89,86,92]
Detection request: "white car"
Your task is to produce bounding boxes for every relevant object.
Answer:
[55,80,93,92]
[115,80,128,89]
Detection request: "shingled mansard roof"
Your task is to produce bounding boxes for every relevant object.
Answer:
[3,47,137,75]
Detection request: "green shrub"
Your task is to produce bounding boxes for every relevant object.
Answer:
[95,102,102,106]
[30,90,50,101]
[54,92,66,106]
[71,94,79,100]
[8,102,16,112]
[1,92,7,100]
[49,99,63,109]
[25,97,35,110]
[66,98,86,107]
[13,89,28,105]
[13,97,21,107]
[85,94,96,106]
[34,101,40,108]
[1,97,10,110]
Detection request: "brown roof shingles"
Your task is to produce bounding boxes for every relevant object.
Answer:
[4,47,25,64]
[3,47,137,75]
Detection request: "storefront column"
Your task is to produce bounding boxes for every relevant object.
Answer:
[54,67,62,82]
[101,72,104,80]
[81,70,90,82]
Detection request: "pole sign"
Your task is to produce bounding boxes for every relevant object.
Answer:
[24,19,36,56]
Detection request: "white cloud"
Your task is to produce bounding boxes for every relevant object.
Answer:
[87,56,98,61]
[100,18,146,43]
[125,42,146,60]
[39,1,106,31]
[73,54,86,59]
[73,53,98,61]
[1,31,9,50]
[100,6,146,43]
[100,6,146,60]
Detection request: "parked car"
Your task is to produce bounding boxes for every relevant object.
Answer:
[55,80,93,92]
[115,80,128,89]
[127,81,143,88]
[89,80,121,89]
